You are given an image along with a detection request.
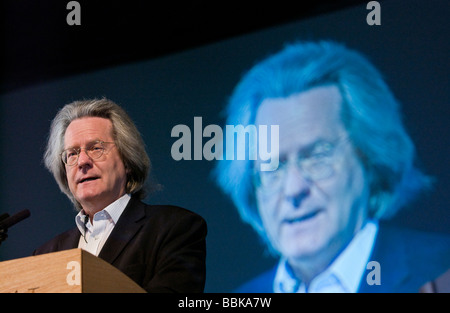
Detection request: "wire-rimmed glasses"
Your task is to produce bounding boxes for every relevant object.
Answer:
[61,140,115,166]
[253,136,349,191]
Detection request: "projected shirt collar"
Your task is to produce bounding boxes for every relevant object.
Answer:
[274,220,378,293]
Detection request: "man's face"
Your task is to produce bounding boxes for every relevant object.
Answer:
[254,85,370,266]
[64,117,127,215]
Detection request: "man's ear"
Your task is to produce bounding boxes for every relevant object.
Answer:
[124,162,131,174]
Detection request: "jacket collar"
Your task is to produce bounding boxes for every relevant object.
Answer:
[358,222,410,292]
[98,196,146,264]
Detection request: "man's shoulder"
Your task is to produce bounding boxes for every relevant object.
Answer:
[368,222,450,292]
[375,222,450,272]
[127,198,207,236]
[135,199,205,223]
[33,227,79,255]
[377,222,450,255]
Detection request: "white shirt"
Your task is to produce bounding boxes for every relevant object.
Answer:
[75,194,131,256]
[273,220,379,293]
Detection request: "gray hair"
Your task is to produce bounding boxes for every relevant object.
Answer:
[214,41,432,242]
[44,98,151,210]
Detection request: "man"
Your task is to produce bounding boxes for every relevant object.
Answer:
[215,41,450,292]
[34,98,207,293]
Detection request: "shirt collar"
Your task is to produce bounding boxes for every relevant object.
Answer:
[329,220,378,292]
[75,194,131,235]
[274,220,379,293]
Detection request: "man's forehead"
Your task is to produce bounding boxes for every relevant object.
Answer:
[255,85,345,151]
[256,85,342,122]
[64,117,114,146]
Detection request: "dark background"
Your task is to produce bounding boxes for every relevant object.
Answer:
[1,0,448,292]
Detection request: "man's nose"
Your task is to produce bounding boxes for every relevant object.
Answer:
[283,164,311,208]
[77,149,93,167]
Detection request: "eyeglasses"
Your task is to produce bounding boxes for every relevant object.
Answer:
[61,141,115,166]
[253,136,349,191]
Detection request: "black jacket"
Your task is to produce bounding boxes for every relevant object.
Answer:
[235,222,450,293]
[33,196,207,293]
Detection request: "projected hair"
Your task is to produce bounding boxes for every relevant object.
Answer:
[214,41,432,240]
[44,98,151,211]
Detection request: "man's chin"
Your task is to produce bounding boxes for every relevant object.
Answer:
[282,235,329,261]
[75,193,102,208]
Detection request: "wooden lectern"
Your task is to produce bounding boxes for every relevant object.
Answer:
[0,248,146,293]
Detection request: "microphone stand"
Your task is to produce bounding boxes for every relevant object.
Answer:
[0,210,30,246]
[0,229,7,245]
[0,213,10,245]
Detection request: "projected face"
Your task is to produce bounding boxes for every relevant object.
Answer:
[254,85,370,270]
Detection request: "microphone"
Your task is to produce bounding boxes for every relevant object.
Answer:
[0,213,8,244]
[0,213,10,223]
[0,209,31,231]
[0,210,30,245]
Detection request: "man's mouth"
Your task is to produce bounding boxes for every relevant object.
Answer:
[78,177,100,184]
[284,209,323,224]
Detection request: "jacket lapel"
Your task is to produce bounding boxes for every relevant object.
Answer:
[59,228,81,251]
[98,196,146,264]
[358,223,410,292]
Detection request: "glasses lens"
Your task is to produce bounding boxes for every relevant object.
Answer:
[61,142,107,166]
[62,149,79,166]
[87,142,105,159]
[254,167,284,190]
[254,137,347,190]
[304,161,334,181]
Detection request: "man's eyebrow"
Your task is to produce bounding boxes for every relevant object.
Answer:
[283,138,331,158]
[301,139,334,154]
[255,137,337,166]
[64,139,103,150]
